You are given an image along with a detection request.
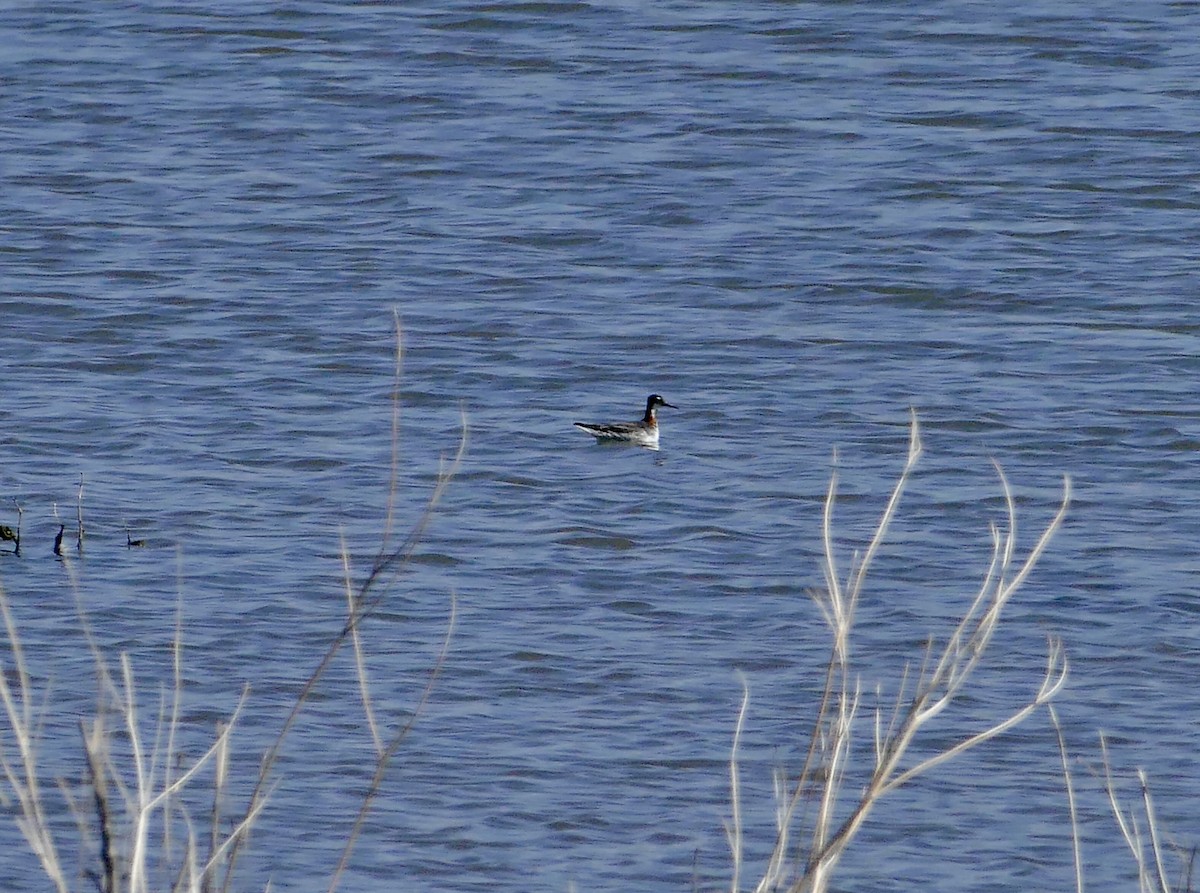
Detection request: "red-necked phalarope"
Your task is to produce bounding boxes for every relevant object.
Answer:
[574,394,677,449]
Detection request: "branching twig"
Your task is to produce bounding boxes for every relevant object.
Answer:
[327,593,458,893]
[1,317,465,893]
[219,331,467,892]
[729,414,1071,893]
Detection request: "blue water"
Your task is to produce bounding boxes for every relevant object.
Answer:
[3,2,1200,891]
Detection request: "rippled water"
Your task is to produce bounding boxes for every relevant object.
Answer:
[3,2,1200,891]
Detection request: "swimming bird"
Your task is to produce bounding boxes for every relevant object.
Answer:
[574,394,677,449]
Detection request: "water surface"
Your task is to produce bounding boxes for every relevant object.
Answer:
[3,2,1200,891]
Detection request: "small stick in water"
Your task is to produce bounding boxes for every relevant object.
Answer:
[75,474,85,554]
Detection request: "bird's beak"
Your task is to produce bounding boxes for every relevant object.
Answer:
[663,401,678,409]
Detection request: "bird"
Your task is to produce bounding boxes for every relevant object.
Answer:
[574,394,677,449]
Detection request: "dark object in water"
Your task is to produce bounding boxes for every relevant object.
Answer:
[53,524,65,556]
[0,521,17,556]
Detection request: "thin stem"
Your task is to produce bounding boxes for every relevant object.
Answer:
[1048,705,1084,893]
[327,593,458,893]
[726,675,750,893]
